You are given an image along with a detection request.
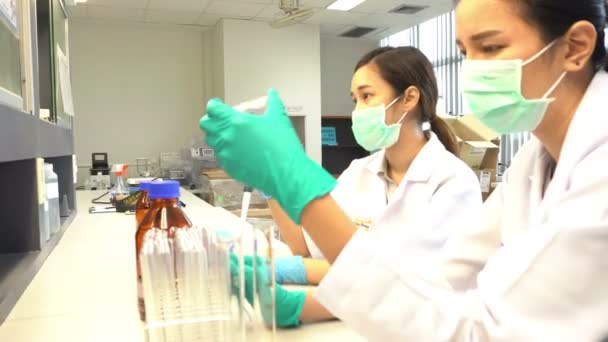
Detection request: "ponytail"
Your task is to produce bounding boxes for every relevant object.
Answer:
[427,116,460,156]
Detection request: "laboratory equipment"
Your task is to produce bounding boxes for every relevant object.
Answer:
[45,164,61,235]
[238,186,253,340]
[136,158,151,177]
[140,226,234,342]
[128,177,155,194]
[136,180,192,321]
[252,220,277,336]
[109,164,129,205]
[159,152,188,185]
[90,153,111,189]
[234,96,267,114]
[137,180,235,341]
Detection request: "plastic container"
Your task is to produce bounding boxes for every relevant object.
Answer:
[45,164,61,235]
[110,164,130,205]
[38,160,50,245]
[136,180,192,321]
[135,181,151,229]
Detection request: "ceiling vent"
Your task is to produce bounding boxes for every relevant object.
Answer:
[389,4,428,14]
[340,26,376,38]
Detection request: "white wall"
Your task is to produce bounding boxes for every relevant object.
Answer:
[320,37,378,116]
[219,19,322,163]
[70,21,207,167]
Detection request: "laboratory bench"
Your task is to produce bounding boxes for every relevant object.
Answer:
[0,190,364,342]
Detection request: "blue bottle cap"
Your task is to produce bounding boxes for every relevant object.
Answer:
[148,180,180,199]
[139,181,152,192]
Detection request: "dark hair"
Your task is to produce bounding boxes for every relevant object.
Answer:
[355,47,460,156]
[513,0,608,72]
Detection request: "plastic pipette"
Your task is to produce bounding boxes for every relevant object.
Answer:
[238,186,253,341]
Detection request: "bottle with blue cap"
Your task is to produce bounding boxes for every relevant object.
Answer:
[135,180,192,321]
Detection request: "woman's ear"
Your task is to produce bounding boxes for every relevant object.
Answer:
[402,86,420,112]
[561,20,597,72]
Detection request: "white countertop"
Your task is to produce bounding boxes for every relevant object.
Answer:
[0,190,364,342]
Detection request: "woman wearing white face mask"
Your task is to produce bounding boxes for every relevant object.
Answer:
[201,0,608,339]
[245,47,483,327]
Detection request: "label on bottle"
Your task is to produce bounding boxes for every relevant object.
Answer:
[47,182,59,199]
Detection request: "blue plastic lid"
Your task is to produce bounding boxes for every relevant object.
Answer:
[148,180,180,199]
[139,181,152,192]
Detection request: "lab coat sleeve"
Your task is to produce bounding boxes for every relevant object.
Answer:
[316,147,608,342]
[441,182,504,290]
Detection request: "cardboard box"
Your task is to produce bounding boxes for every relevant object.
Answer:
[199,169,268,210]
[201,169,230,180]
[441,115,501,201]
[441,115,500,171]
[230,208,274,219]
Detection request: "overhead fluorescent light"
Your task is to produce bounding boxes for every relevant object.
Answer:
[327,0,367,11]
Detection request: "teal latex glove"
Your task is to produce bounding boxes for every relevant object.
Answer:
[230,254,305,328]
[200,89,336,224]
[250,255,306,328]
[273,256,307,285]
[243,255,306,285]
[230,254,254,304]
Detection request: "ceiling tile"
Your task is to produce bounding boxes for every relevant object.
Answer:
[148,0,211,11]
[304,9,367,25]
[87,5,145,20]
[67,5,88,18]
[198,14,221,26]
[320,23,351,34]
[205,1,266,18]
[356,0,450,15]
[144,10,202,24]
[354,13,416,28]
[84,0,149,9]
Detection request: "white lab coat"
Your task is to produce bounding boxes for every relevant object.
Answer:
[303,133,482,260]
[316,71,608,341]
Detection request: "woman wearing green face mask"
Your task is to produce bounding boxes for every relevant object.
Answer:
[200,0,608,339]
[260,47,482,327]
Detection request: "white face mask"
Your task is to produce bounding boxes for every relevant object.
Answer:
[351,97,408,151]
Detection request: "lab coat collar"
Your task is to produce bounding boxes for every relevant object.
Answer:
[555,71,608,179]
[365,133,442,183]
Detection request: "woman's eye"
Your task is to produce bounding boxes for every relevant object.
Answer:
[459,49,467,57]
[482,45,504,54]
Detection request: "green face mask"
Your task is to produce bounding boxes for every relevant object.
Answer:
[462,40,567,134]
[351,97,408,152]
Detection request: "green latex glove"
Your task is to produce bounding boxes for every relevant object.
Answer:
[200,89,337,224]
[230,254,305,328]
[230,254,254,304]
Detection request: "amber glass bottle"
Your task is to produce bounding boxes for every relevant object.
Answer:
[135,180,192,321]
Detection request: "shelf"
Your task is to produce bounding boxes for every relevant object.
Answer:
[0,103,74,163]
[0,211,76,324]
